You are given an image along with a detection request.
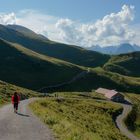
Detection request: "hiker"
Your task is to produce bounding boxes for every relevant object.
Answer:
[12,92,20,113]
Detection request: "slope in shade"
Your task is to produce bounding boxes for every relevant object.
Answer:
[0,24,110,67]
[0,39,82,90]
[57,68,140,94]
[103,52,140,77]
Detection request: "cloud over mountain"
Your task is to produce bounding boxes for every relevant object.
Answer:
[0,5,139,47]
[55,5,135,47]
[0,12,17,24]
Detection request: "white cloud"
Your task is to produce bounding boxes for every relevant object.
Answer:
[0,12,17,24]
[16,10,59,38]
[0,5,139,47]
[55,5,136,47]
[55,19,83,45]
[129,24,140,46]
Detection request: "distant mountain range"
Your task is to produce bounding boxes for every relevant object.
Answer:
[88,44,140,55]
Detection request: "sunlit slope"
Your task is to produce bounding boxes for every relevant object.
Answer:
[0,24,110,67]
[0,39,82,90]
[103,52,140,77]
[60,68,140,93]
[30,93,128,140]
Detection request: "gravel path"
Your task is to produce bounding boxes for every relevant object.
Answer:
[0,98,55,140]
[0,96,140,140]
[116,104,140,140]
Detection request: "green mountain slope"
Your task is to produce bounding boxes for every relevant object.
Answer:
[7,24,49,41]
[58,68,140,93]
[103,52,140,77]
[0,38,139,93]
[0,39,82,90]
[0,24,110,67]
[0,24,140,93]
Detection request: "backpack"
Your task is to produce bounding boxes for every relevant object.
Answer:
[14,95,18,103]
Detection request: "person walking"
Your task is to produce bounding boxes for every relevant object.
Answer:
[12,92,20,113]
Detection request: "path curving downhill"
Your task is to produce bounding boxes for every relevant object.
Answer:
[116,103,140,140]
[38,70,88,93]
[0,98,55,140]
[0,96,140,140]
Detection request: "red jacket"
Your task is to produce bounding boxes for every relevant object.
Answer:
[12,95,20,104]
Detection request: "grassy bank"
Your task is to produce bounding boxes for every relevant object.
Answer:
[124,93,140,138]
[0,80,39,106]
[30,92,128,140]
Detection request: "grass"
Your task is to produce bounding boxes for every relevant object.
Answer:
[30,92,128,140]
[124,93,140,138]
[0,80,39,106]
[103,52,140,77]
[0,39,83,90]
[58,67,140,93]
[0,24,110,67]
[0,33,140,94]
[1,38,140,94]
[51,92,107,100]
[1,40,139,94]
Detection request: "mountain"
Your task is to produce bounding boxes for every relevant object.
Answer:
[89,46,117,54]
[133,45,140,51]
[0,37,140,93]
[0,38,83,90]
[57,68,140,93]
[116,44,136,54]
[103,52,140,77]
[0,24,110,67]
[0,24,140,93]
[7,24,49,41]
[89,44,140,55]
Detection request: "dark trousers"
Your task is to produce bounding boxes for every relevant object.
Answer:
[14,103,18,110]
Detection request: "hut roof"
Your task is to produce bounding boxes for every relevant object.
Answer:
[95,88,118,99]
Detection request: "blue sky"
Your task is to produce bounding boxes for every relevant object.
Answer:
[1,0,140,23]
[0,0,140,47]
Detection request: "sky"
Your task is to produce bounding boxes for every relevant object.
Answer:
[0,0,140,47]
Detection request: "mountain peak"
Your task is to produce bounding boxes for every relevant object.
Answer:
[6,24,49,41]
[89,43,140,55]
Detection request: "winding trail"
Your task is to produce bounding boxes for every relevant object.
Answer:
[116,103,140,140]
[0,96,140,140]
[38,70,89,92]
[0,98,55,140]
[55,96,140,140]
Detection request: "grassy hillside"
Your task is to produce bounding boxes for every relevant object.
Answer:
[0,80,38,106]
[0,24,110,67]
[58,68,140,93]
[0,39,139,93]
[7,24,49,41]
[0,39,83,90]
[103,52,140,77]
[124,93,140,138]
[30,92,128,140]
[0,24,140,94]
